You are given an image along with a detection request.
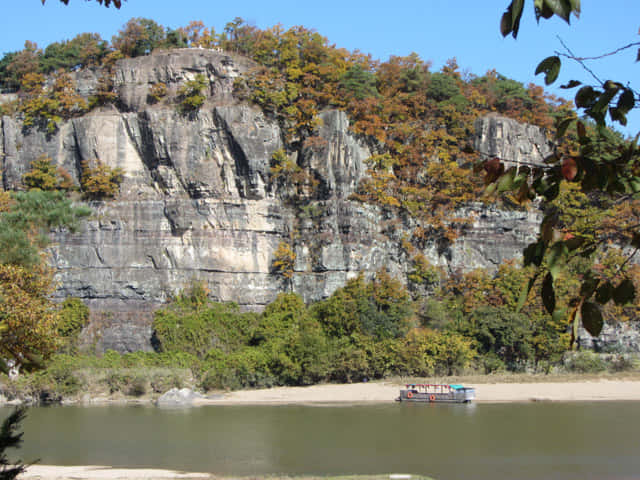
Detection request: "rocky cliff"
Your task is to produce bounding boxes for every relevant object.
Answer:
[1,49,549,352]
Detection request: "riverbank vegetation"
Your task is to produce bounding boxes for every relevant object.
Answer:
[2,270,639,403]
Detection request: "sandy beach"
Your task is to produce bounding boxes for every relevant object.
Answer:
[195,378,640,405]
[21,466,213,480]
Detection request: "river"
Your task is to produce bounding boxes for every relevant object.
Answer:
[3,402,639,480]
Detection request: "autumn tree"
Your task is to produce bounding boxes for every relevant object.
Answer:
[1,41,41,91]
[271,240,296,283]
[0,263,60,372]
[22,155,74,192]
[41,33,108,73]
[19,70,87,133]
[80,159,124,199]
[112,18,165,58]
[0,188,89,372]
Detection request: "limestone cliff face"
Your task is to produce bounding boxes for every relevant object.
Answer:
[1,50,548,352]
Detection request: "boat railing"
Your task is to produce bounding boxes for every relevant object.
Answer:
[405,384,456,394]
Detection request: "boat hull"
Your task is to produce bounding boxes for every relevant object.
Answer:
[397,388,475,403]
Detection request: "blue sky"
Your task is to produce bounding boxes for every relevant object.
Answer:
[2,0,639,134]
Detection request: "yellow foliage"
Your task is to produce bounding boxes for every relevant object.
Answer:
[0,263,60,368]
[80,160,124,200]
[271,241,296,279]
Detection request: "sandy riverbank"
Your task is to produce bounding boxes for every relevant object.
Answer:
[20,465,213,480]
[194,379,640,405]
[20,467,419,480]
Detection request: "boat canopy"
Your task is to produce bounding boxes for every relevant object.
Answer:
[449,384,465,390]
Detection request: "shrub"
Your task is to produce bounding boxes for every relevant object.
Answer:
[563,351,607,374]
[147,82,167,104]
[482,355,507,374]
[57,297,90,339]
[19,71,87,134]
[177,74,207,114]
[150,370,185,393]
[39,354,85,397]
[408,254,441,286]
[152,285,259,359]
[459,306,534,370]
[22,155,74,192]
[271,240,296,280]
[313,271,414,341]
[401,329,475,376]
[127,376,148,397]
[80,159,124,200]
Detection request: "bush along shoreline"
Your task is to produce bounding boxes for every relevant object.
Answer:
[2,273,639,406]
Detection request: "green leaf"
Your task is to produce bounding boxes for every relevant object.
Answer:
[591,83,621,115]
[484,182,497,196]
[564,235,585,251]
[535,56,561,85]
[555,117,575,138]
[497,167,517,193]
[560,80,581,89]
[575,86,597,108]
[0,358,8,375]
[618,88,635,114]
[609,107,627,126]
[548,241,568,279]
[579,272,599,298]
[552,308,566,323]
[569,0,581,16]
[543,0,573,22]
[581,301,603,337]
[500,9,513,37]
[613,279,635,305]
[630,177,640,194]
[517,273,538,312]
[540,211,559,243]
[542,272,556,314]
[543,181,560,201]
[523,240,546,267]
[501,0,525,38]
[595,281,614,304]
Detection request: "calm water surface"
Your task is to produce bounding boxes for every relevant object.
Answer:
[4,402,640,480]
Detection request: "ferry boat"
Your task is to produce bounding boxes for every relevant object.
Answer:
[397,383,475,403]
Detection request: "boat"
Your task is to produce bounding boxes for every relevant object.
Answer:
[396,383,475,403]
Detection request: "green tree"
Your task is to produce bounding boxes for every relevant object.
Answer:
[0,190,90,268]
[339,64,379,100]
[41,33,108,73]
[0,407,27,480]
[312,271,414,341]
